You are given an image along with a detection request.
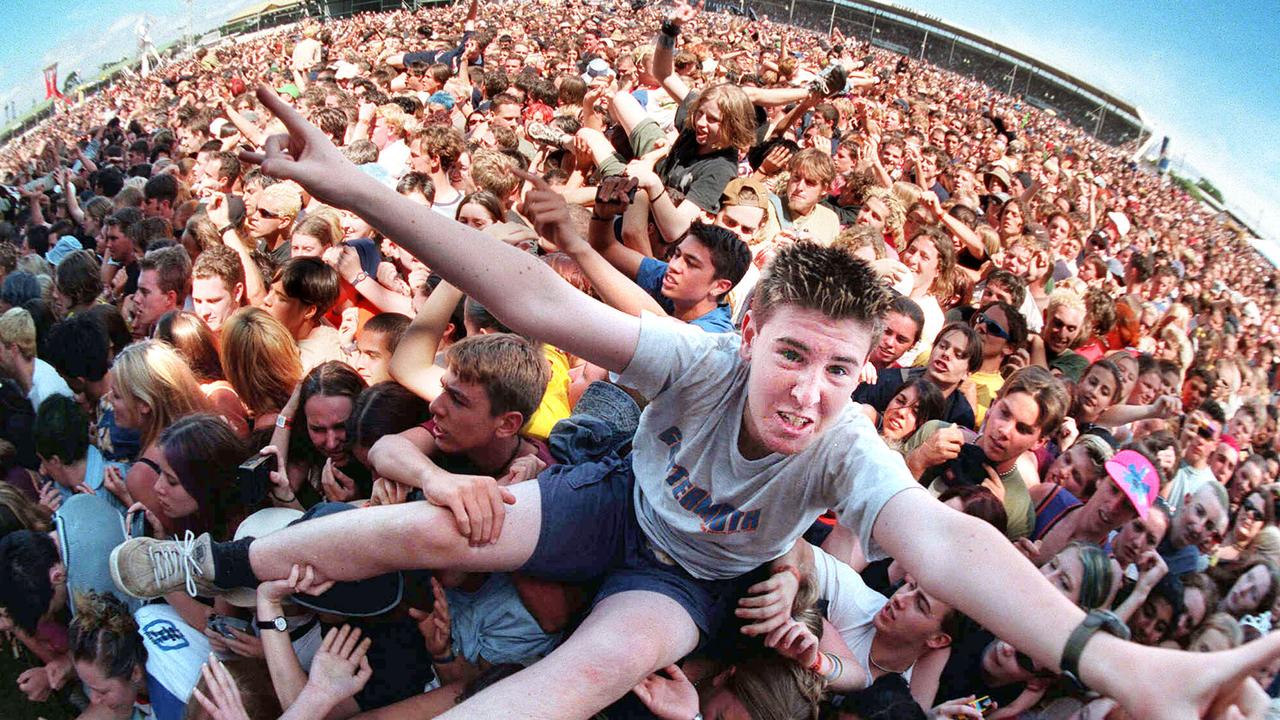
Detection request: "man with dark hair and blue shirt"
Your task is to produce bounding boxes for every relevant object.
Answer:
[562,184,750,332]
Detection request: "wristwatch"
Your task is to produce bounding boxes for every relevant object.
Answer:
[256,615,288,633]
[275,414,292,430]
[1060,609,1130,690]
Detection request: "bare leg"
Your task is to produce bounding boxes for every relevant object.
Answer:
[575,127,626,177]
[610,88,651,136]
[248,482,543,583]
[439,590,700,719]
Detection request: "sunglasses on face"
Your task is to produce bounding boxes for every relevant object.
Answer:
[256,206,279,219]
[975,313,1010,340]
[1241,502,1266,523]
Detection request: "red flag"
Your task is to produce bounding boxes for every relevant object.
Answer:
[44,64,64,100]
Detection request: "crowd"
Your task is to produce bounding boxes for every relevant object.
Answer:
[1,0,1280,717]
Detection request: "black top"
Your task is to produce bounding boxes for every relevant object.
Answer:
[853,367,977,430]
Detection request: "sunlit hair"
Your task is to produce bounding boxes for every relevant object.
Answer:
[999,365,1070,438]
[445,333,549,421]
[110,339,209,449]
[69,592,145,683]
[750,241,890,336]
[218,307,301,416]
[155,311,224,383]
[685,83,756,151]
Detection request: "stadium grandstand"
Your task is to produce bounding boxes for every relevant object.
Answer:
[712,0,1149,146]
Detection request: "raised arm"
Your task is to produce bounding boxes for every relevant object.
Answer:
[240,85,639,374]
[652,0,696,104]
[387,280,460,402]
[533,179,666,320]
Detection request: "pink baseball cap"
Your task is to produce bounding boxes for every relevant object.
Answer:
[1104,449,1160,519]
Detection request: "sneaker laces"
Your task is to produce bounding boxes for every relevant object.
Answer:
[148,531,205,597]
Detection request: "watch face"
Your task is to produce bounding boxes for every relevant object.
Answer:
[273,617,288,632]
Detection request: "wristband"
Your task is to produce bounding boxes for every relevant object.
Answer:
[432,651,457,664]
[660,20,680,37]
[275,414,292,429]
[218,223,236,235]
[590,213,611,223]
[351,271,369,285]
[270,489,297,504]
[651,186,668,204]
[775,564,804,585]
[1059,609,1130,691]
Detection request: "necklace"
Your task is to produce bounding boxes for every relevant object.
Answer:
[868,644,912,676]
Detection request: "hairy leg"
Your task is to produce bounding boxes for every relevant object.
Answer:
[439,590,700,719]
[248,482,542,583]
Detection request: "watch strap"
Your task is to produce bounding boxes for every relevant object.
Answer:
[1060,609,1130,689]
[256,615,289,633]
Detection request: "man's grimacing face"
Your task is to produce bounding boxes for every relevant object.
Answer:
[738,305,873,457]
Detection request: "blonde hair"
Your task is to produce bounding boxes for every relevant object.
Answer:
[891,180,923,210]
[1192,612,1244,650]
[0,307,36,359]
[470,150,520,200]
[111,340,210,449]
[219,307,302,416]
[1047,287,1087,318]
[0,482,51,533]
[292,208,343,249]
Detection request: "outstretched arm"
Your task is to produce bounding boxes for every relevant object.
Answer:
[874,488,1279,719]
[241,85,639,374]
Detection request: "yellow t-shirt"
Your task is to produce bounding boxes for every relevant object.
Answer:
[522,345,572,440]
[969,370,1005,426]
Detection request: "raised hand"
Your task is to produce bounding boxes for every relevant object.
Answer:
[238,85,361,209]
[593,175,639,220]
[667,0,701,28]
[307,625,374,703]
[758,144,794,177]
[408,577,453,659]
[517,168,583,253]
[192,657,252,720]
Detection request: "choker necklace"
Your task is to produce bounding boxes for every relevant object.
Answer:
[868,646,911,676]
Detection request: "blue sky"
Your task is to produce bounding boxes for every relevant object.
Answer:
[3,1,1278,245]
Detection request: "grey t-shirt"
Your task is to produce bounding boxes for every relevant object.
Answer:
[617,314,922,580]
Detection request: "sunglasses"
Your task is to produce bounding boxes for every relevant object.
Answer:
[256,206,279,219]
[1241,502,1266,523]
[975,313,1010,341]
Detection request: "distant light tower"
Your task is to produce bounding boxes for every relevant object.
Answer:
[186,0,195,50]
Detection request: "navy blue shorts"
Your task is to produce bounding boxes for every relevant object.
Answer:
[520,454,756,638]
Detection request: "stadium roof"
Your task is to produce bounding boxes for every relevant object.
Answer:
[226,0,305,25]
[847,0,1144,124]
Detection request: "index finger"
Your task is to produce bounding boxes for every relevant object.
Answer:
[254,84,316,137]
[512,166,549,192]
